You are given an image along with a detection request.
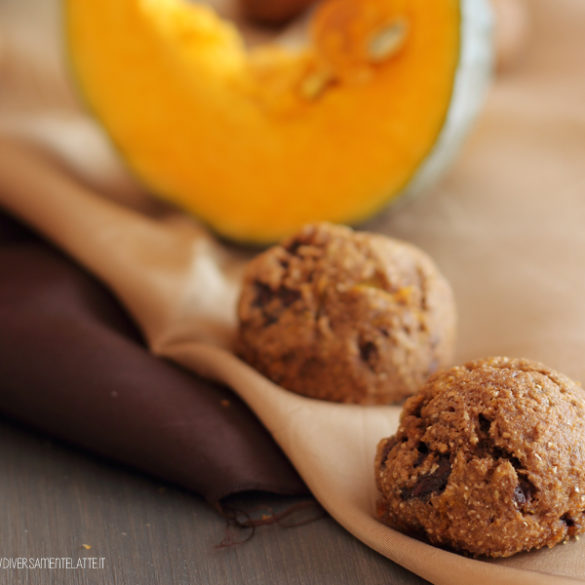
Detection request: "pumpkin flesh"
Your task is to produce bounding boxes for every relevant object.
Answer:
[66,0,462,243]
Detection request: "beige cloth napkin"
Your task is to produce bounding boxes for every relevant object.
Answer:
[2,0,585,583]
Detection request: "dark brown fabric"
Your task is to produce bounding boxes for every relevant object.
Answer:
[0,210,307,501]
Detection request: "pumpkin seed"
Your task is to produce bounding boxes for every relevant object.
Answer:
[299,69,334,100]
[367,20,408,63]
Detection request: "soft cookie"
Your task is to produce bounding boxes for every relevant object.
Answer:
[375,356,585,557]
[236,222,456,404]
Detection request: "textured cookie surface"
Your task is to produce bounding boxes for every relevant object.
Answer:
[236,223,456,404]
[375,356,585,557]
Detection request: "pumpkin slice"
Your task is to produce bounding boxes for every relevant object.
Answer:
[65,0,492,244]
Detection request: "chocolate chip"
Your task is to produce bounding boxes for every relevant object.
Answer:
[402,455,451,501]
[493,447,522,470]
[285,239,304,255]
[514,475,534,509]
[513,484,527,506]
[476,424,523,470]
[413,442,429,468]
[277,286,302,307]
[251,281,301,325]
[252,282,301,309]
[263,314,278,326]
[561,513,575,527]
[478,413,491,434]
[252,280,274,308]
[359,341,377,363]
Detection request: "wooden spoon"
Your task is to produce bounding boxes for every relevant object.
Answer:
[0,138,581,585]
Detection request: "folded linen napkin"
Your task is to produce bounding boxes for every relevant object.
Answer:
[0,210,306,501]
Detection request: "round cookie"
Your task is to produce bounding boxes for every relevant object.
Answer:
[236,222,456,404]
[375,356,585,557]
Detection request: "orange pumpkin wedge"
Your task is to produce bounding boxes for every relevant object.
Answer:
[65,0,492,243]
